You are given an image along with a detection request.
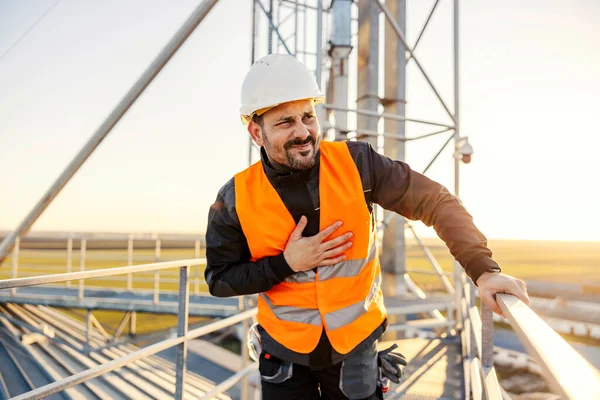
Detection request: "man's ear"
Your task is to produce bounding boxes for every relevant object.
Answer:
[247,121,264,147]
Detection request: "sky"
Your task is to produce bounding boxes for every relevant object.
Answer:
[0,0,599,241]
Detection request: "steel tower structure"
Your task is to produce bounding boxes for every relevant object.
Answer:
[247,0,471,317]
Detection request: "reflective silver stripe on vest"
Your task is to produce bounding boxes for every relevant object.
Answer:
[284,269,316,284]
[260,294,322,326]
[318,242,377,281]
[323,274,382,330]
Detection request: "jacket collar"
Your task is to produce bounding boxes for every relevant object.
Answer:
[260,146,320,189]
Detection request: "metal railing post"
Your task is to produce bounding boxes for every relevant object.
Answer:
[78,239,86,300]
[154,239,161,304]
[11,237,20,296]
[194,240,201,294]
[481,302,494,369]
[86,309,92,351]
[127,234,134,290]
[175,266,190,400]
[481,301,503,399]
[130,311,137,336]
[453,261,463,332]
[240,296,250,400]
[66,235,73,287]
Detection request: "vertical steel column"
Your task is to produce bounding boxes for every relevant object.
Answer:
[251,0,257,64]
[303,0,308,64]
[329,0,352,137]
[127,233,134,290]
[452,0,466,328]
[268,0,274,53]
[316,0,323,88]
[11,237,19,296]
[358,0,382,334]
[357,0,379,146]
[275,0,281,53]
[249,0,258,167]
[154,239,161,305]
[382,0,407,301]
[294,0,299,54]
[78,239,86,300]
[0,0,222,266]
[175,266,190,400]
[315,0,325,125]
[194,240,201,294]
[66,235,73,287]
[453,0,461,200]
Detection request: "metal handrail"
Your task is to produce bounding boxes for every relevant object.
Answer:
[4,235,207,295]
[0,258,205,290]
[465,272,600,400]
[0,258,257,399]
[498,293,600,399]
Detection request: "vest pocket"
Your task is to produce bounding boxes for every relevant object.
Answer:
[339,342,378,399]
[259,352,294,384]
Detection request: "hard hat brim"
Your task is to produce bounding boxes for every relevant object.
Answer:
[241,96,325,125]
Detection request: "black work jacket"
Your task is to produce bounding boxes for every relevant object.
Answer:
[205,140,500,366]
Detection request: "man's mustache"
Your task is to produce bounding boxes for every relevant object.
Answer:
[284,136,315,150]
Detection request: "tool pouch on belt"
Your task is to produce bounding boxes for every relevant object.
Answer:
[247,322,262,362]
[259,352,294,384]
[339,341,378,399]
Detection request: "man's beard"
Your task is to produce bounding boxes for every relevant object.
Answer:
[264,134,319,170]
[283,135,318,170]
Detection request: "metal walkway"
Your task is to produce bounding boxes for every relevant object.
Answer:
[0,286,238,317]
[381,337,464,400]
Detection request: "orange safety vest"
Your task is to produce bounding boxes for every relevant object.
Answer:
[234,141,386,355]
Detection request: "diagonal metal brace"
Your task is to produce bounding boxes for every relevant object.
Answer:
[257,0,293,55]
[375,0,456,124]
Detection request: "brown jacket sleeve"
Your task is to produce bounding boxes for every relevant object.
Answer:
[363,142,501,284]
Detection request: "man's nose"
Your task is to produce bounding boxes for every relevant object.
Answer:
[294,121,311,140]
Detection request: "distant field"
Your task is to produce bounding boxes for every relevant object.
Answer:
[409,238,600,290]
[1,238,599,333]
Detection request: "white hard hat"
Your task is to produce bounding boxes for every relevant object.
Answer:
[240,53,325,125]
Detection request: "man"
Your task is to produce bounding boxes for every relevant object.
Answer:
[205,54,529,399]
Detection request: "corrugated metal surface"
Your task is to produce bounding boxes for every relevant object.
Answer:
[0,302,233,399]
